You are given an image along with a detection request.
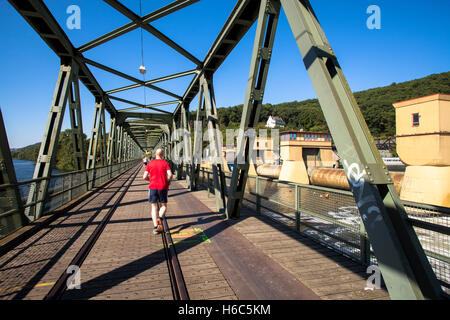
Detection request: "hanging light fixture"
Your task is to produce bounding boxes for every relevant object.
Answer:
[139,64,146,74]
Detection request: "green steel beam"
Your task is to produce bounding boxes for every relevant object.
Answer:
[117,100,181,113]
[7,0,142,148]
[173,0,261,116]
[0,108,26,234]
[103,0,202,66]
[181,103,192,189]
[107,117,117,165]
[279,0,441,300]
[86,99,105,170]
[227,0,280,219]
[191,83,205,191]
[106,69,198,95]
[78,0,200,53]
[83,58,182,100]
[67,71,87,171]
[200,75,226,212]
[24,62,75,221]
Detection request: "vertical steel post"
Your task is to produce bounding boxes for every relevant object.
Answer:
[191,86,205,191]
[117,125,123,163]
[0,108,26,232]
[98,108,107,166]
[68,73,86,171]
[107,117,117,166]
[280,0,441,299]
[226,0,280,219]
[200,75,226,212]
[181,103,192,188]
[86,99,105,189]
[25,62,76,220]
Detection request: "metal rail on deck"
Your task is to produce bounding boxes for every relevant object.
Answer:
[44,165,141,300]
[161,216,189,300]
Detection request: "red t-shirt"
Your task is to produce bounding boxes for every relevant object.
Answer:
[145,159,171,190]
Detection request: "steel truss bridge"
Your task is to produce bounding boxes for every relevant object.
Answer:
[0,0,447,300]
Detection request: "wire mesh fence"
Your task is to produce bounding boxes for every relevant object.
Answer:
[197,168,450,295]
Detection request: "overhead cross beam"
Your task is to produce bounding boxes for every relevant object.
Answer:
[117,100,181,113]
[106,69,199,95]
[173,0,261,116]
[78,0,200,53]
[7,0,140,147]
[103,0,202,66]
[108,96,173,115]
[84,58,182,100]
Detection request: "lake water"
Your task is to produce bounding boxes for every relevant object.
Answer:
[12,159,62,181]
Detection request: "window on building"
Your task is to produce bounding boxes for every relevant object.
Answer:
[412,113,420,127]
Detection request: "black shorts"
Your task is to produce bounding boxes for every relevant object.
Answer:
[149,189,168,204]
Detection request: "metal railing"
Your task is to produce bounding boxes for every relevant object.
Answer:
[0,159,140,240]
[197,168,450,295]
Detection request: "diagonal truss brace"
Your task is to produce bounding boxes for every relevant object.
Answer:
[279,0,442,300]
[200,75,227,212]
[227,0,280,220]
[103,0,202,66]
[78,0,200,53]
[0,108,26,231]
[25,62,76,221]
[181,103,192,188]
[68,70,87,171]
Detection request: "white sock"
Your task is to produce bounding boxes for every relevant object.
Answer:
[159,206,167,218]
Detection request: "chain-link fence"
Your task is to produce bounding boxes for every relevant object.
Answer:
[197,168,450,295]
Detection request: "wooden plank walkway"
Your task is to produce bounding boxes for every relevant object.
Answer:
[0,165,390,300]
[189,186,390,300]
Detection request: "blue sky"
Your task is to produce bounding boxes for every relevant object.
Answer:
[0,0,449,148]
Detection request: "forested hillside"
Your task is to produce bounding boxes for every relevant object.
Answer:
[209,71,450,138]
[11,129,88,172]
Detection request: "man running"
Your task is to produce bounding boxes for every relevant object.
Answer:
[143,148,173,234]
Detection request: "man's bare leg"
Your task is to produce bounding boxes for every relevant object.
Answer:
[151,203,159,228]
[159,203,167,218]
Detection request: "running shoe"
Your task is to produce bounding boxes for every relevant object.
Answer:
[156,218,163,233]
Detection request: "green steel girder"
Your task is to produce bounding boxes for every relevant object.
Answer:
[200,75,226,212]
[103,0,202,66]
[227,0,280,219]
[84,59,182,101]
[173,0,261,116]
[7,0,144,147]
[25,62,76,220]
[181,103,192,188]
[0,108,26,233]
[107,69,199,95]
[68,70,87,171]
[78,0,200,53]
[278,0,441,300]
